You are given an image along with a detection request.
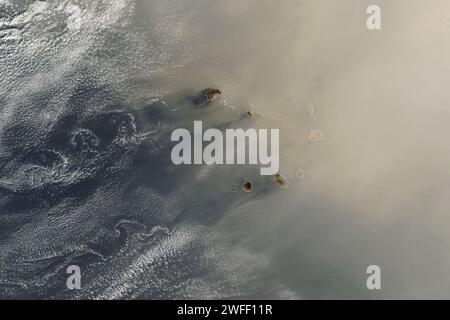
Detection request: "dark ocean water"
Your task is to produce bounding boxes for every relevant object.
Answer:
[0,0,286,299]
[0,64,276,298]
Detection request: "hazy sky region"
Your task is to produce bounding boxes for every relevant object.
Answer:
[1,0,450,299]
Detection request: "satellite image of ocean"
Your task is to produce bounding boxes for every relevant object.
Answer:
[1,0,450,300]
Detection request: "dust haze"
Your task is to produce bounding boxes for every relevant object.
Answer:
[178,0,450,299]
